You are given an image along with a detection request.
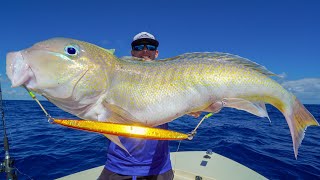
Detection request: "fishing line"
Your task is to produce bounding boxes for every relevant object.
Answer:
[14,168,33,180]
[172,139,182,173]
[173,113,213,172]
[176,140,182,153]
[187,113,213,140]
[22,86,54,123]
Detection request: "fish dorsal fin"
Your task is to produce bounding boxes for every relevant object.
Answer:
[96,46,116,55]
[106,49,115,54]
[160,52,278,77]
[215,53,277,77]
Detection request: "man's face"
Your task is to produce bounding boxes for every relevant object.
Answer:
[131,44,159,61]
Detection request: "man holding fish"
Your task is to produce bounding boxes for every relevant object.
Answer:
[98,32,174,180]
[6,29,319,179]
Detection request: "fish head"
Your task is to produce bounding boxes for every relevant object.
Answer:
[6,37,110,101]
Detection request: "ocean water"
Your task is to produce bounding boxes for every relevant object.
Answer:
[0,100,319,179]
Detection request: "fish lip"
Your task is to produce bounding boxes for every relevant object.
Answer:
[6,51,35,88]
[6,52,16,81]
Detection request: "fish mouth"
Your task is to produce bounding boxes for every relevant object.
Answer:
[6,51,35,88]
[6,49,89,100]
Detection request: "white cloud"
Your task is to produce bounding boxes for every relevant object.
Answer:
[281,78,320,104]
[5,89,17,95]
[3,88,27,99]
[0,75,11,83]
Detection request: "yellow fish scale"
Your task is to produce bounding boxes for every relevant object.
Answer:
[111,62,212,109]
[111,59,288,113]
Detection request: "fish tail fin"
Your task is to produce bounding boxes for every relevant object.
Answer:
[283,96,319,159]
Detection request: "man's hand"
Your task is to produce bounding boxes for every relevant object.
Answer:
[187,111,202,118]
[142,56,152,61]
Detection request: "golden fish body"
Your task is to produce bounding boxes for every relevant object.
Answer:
[107,53,286,125]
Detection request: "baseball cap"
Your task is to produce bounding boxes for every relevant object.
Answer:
[131,32,159,47]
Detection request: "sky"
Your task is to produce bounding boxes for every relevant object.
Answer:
[0,0,319,103]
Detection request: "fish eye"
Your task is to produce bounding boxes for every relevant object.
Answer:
[64,44,79,56]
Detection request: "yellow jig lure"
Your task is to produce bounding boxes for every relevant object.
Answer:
[53,119,189,140]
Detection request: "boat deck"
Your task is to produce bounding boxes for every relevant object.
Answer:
[57,151,266,180]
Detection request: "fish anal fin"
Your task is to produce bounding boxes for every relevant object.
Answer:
[222,98,270,120]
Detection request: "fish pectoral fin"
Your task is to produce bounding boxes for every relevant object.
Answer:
[222,98,270,121]
[102,102,139,124]
[104,134,131,156]
[99,103,138,156]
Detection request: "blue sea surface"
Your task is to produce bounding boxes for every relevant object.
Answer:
[0,100,319,179]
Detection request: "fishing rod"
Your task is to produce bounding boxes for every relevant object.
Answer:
[0,81,18,180]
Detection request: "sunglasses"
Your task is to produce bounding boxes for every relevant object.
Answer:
[132,44,157,51]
